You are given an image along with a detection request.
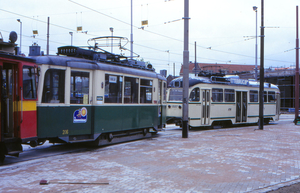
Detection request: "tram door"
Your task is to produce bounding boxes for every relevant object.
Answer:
[236,91,247,123]
[1,63,18,139]
[201,89,210,125]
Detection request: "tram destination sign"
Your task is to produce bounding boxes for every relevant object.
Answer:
[229,78,249,85]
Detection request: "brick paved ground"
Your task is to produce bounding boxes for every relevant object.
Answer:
[0,114,300,193]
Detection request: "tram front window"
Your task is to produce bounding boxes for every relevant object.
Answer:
[268,91,275,102]
[23,66,37,99]
[42,69,65,103]
[189,88,200,101]
[169,89,183,101]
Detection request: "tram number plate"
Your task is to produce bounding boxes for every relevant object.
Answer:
[62,130,69,135]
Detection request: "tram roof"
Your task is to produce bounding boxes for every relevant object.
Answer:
[0,52,35,63]
[31,55,166,80]
[169,75,279,89]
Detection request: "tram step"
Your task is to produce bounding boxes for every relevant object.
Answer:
[7,151,21,157]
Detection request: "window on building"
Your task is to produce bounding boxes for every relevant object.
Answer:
[212,88,223,102]
[23,66,37,99]
[224,89,235,102]
[189,87,200,101]
[140,79,152,103]
[70,71,89,104]
[42,69,65,103]
[104,74,123,103]
[250,90,258,102]
[124,76,138,103]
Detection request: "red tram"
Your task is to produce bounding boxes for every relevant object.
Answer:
[0,39,38,161]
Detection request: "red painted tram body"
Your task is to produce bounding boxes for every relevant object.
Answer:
[0,48,38,161]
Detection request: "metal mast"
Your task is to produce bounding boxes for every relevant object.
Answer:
[259,0,265,130]
[130,0,133,59]
[182,0,189,138]
[295,6,299,122]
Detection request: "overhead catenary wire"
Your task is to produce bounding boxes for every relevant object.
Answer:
[0,8,76,32]
[0,3,295,66]
[68,0,264,60]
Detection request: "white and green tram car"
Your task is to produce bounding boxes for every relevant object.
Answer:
[166,75,280,128]
[33,46,167,146]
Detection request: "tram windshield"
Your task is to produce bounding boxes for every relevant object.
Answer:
[168,88,183,101]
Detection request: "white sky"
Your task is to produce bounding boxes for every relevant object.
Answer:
[1,0,299,75]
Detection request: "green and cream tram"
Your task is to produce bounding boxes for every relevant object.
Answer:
[33,46,167,146]
[166,75,280,128]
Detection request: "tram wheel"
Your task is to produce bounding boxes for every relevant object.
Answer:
[30,140,38,147]
[108,133,113,142]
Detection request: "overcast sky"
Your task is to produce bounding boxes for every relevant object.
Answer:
[1,0,299,75]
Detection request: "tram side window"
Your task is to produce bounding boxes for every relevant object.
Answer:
[212,88,223,102]
[169,89,183,101]
[70,71,89,104]
[104,74,123,103]
[42,69,65,103]
[264,91,267,102]
[163,82,167,102]
[224,89,234,102]
[124,77,138,103]
[250,90,258,102]
[23,66,37,99]
[268,91,276,102]
[140,79,152,103]
[158,81,161,104]
[189,88,200,101]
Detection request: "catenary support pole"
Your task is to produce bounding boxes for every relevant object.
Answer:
[182,0,189,138]
[130,0,133,59]
[295,6,299,123]
[195,41,197,76]
[254,7,258,81]
[259,0,265,130]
